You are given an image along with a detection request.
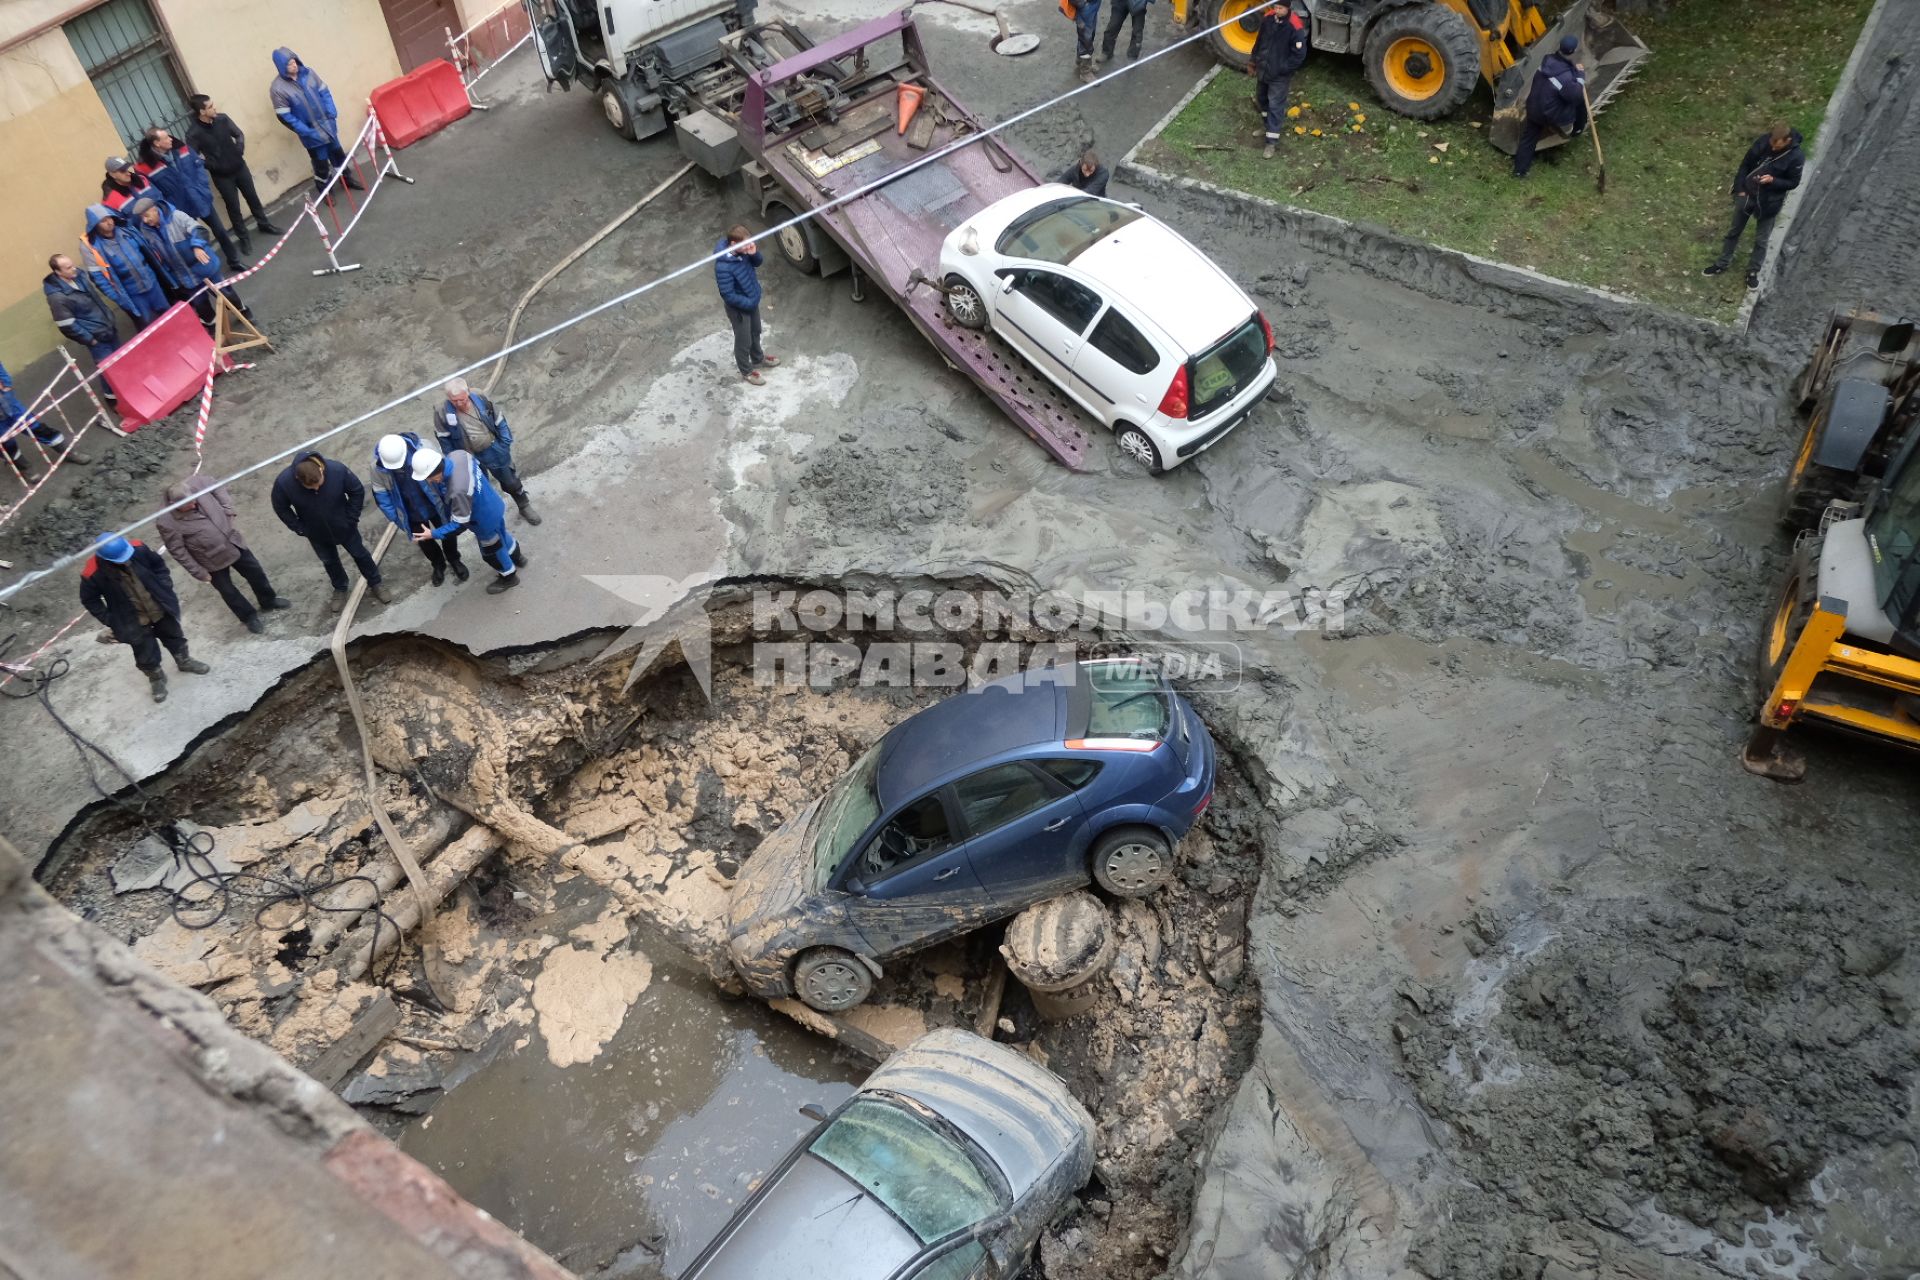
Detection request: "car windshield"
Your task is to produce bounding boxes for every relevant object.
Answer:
[810,741,884,889]
[1189,316,1267,416]
[809,1099,1003,1243]
[1086,660,1170,739]
[996,197,1141,265]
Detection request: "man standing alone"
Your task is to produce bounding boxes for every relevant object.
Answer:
[186,95,282,255]
[716,226,780,386]
[432,377,539,525]
[1705,121,1804,288]
[1248,3,1309,159]
[270,49,364,194]
[80,534,210,703]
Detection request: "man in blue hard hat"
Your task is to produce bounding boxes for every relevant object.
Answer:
[80,533,210,703]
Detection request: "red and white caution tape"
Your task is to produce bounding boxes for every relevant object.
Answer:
[188,349,254,475]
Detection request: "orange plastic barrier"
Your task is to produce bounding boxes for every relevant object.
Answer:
[369,59,473,149]
[100,304,215,432]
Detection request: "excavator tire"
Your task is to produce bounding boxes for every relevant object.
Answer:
[1364,4,1482,121]
[1202,0,1266,67]
[1756,541,1819,709]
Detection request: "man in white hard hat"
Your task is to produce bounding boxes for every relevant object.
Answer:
[370,432,468,586]
[409,444,527,595]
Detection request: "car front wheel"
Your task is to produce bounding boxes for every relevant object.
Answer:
[944,275,989,330]
[793,947,874,1012]
[1115,424,1163,473]
[1090,826,1173,897]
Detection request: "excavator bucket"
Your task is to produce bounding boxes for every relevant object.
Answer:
[1488,0,1650,156]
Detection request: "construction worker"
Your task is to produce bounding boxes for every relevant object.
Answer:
[1248,2,1310,159]
[138,125,246,272]
[1511,35,1586,179]
[371,432,468,586]
[409,446,528,595]
[272,452,391,610]
[1065,0,1103,83]
[431,377,540,525]
[270,49,363,195]
[81,205,168,326]
[1,361,90,477]
[1099,0,1150,65]
[42,254,123,401]
[80,533,210,704]
[1058,150,1111,197]
[127,197,251,328]
[1705,121,1805,288]
[186,95,284,255]
[157,475,290,634]
[99,156,154,215]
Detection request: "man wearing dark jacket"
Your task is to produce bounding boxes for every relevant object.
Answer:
[1248,3,1310,158]
[42,255,121,407]
[1099,0,1151,66]
[80,534,210,703]
[1705,121,1805,287]
[432,377,539,524]
[1512,36,1586,179]
[1058,150,1111,197]
[185,95,282,254]
[138,126,245,271]
[716,225,780,385]
[271,452,390,609]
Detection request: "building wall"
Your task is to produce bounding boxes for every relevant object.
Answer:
[0,0,402,373]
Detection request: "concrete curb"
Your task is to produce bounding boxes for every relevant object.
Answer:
[1120,63,1222,171]
[1736,0,1891,332]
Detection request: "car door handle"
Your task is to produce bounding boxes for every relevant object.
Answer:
[934,867,961,880]
[1043,817,1070,831]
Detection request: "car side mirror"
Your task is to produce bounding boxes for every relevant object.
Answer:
[999,275,1017,294]
[1123,202,1144,212]
[800,1102,830,1123]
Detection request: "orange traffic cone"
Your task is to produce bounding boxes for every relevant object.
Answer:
[897,83,925,134]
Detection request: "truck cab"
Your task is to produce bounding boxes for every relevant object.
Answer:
[525,0,761,139]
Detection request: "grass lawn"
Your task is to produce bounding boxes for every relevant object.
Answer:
[1143,0,1873,321]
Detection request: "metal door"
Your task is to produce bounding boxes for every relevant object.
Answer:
[379,0,464,71]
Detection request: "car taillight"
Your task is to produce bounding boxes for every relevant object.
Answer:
[1157,366,1189,420]
[1192,789,1212,815]
[1064,738,1161,753]
[1257,310,1273,354]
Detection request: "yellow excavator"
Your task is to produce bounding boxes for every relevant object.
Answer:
[1170,0,1648,153]
[1746,309,1920,781]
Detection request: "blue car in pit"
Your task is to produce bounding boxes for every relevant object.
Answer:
[725,657,1217,1012]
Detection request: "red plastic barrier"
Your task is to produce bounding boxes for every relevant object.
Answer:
[369,59,473,149]
[99,304,214,432]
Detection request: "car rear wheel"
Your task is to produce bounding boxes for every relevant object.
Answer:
[1115,424,1163,474]
[793,947,874,1013]
[1090,826,1173,897]
[944,275,989,330]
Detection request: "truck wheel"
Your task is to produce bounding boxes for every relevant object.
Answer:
[766,202,821,275]
[1090,826,1173,897]
[1757,545,1819,707]
[793,947,873,1013]
[1781,464,1844,532]
[943,275,989,330]
[598,80,639,141]
[1114,424,1163,473]
[1202,0,1264,68]
[1364,6,1481,121]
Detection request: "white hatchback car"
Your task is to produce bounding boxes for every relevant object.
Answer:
[938,185,1276,472]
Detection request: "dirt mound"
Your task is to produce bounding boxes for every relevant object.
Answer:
[1399,876,1920,1276]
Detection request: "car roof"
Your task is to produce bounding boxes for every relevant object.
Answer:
[875,670,1068,809]
[1069,216,1253,353]
[683,1152,921,1280]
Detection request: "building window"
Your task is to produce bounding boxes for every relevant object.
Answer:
[66,0,193,149]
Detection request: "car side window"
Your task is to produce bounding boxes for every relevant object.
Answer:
[1038,758,1103,790]
[953,763,1057,837]
[1012,271,1102,335]
[906,1240,987,1280]
[1087,308,1161,375]
[859,794,955,880]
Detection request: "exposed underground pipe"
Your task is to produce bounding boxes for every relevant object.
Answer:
[335,825,504,983]
[306,807,462,958]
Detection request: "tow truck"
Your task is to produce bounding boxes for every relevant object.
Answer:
[527,3,1101,467]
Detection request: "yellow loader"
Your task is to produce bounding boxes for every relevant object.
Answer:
[1170,0,1648,154]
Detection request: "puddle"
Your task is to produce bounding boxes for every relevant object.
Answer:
[397,924,862,1278]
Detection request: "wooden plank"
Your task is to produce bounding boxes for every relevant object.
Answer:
[306,991,400,1089]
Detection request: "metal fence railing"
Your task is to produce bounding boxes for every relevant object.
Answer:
[447,2,533,106]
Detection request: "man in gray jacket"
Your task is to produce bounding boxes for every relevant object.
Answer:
[156,475,290,633]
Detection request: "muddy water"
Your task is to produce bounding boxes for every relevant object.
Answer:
[398,926,863,1279]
